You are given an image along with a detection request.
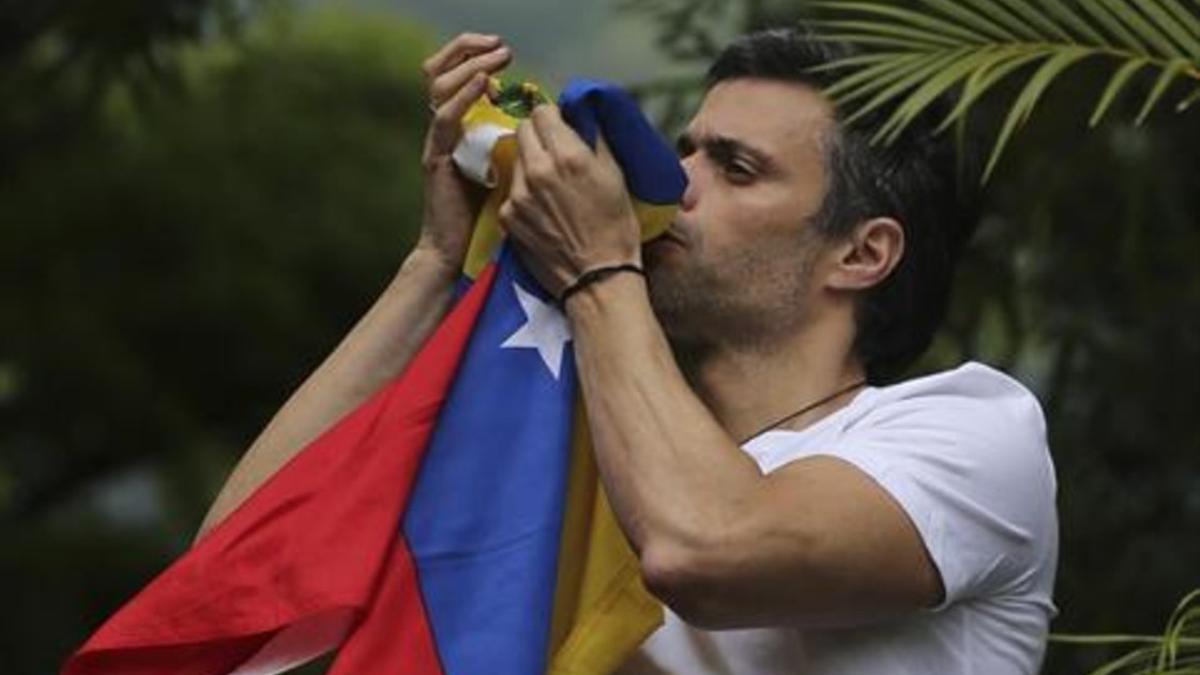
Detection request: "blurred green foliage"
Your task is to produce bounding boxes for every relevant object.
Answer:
[1,3,433,672]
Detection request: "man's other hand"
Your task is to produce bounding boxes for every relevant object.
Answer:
[499,105,643,299]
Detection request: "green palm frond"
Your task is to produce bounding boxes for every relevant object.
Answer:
[1050,588,1200,674]
[809,0,1200,180]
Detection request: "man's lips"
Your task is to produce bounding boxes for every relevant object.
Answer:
[655,227,688,247]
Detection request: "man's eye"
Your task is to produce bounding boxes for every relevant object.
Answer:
[723,161,755,182]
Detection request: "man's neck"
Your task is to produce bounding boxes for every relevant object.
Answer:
[679,316,866,444]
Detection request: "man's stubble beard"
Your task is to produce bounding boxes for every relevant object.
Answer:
[646,227,819,366]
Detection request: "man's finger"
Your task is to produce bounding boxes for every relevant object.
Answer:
[427,72,490,156]
[529,105,591,160]
[422,33,501,80]
[515,118,553,180]
[594,134,622,172]
[507,159,529,219]
[499,160,535,236]
[429,46,511,107]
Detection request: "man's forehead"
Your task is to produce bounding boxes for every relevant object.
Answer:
[687,78,834,159]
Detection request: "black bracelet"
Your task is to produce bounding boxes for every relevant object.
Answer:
[557,263,646,306]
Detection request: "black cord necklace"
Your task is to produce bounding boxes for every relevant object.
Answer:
[738,379,868,445]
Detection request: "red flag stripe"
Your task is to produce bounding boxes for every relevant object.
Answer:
[64,265,498,675]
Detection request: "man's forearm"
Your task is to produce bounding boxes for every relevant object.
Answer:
[564,273,764,559]
[195,248,459,540]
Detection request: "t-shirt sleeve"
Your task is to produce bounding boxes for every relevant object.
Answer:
[825,368,1057,607]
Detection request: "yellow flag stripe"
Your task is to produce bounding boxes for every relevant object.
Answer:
[547,402,662,674]
[457,91,669,674]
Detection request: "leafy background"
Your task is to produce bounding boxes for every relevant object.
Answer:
[1,0,1198,673]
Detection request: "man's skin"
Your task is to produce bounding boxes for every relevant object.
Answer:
[199,33,942,632]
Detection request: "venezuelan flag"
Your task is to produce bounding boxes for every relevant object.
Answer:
[62,79,685,675]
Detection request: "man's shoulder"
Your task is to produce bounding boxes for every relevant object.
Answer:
[852,363,1058,613]
[842,361,1054,498]
[753,361,1052,479]
[862,361,1047,436]
[880,361,1038,402]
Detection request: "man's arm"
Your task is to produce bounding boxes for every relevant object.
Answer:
[498,106,941,629]
[564,274,941,630]
[196,33,513,541]
[195,249,458,539]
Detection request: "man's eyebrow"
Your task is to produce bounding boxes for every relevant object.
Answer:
[676,130,778,171]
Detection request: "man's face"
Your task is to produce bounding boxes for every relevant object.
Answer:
[645,77,836,352]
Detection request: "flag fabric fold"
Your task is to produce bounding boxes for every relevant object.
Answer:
[64,263,498,675]
[401,248,577,674]
[64,78,686,675]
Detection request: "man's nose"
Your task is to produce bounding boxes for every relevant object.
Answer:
[679,155,700,212]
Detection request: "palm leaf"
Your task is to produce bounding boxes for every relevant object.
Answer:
[984,46,1092,177]
[1089,646,1162,675]
[1091,57,1150,124]
[807,51,908,73]
[1159,590,1200,669]
[1097,0,1187,57]
[1083,0,1154,52]
[937,47,1052,131]
[1135,57,1191,122]
[1141,0,1200,58]
[843,49,969,125]
[963,0,1043,41]
[811,1,991,43]
[1160,0,1200,52]
[875,48,1005,142]
[1050,588,1200,674]
[821,51,933,101]
[1177,83,1200,109]
[812,0,1200,181]
[811,19,965,47]
[913,0,1020,41]
[1042,0,1110,44]
[995,0,1075,42]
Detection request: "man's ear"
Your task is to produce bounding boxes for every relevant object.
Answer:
[824,217,905,292]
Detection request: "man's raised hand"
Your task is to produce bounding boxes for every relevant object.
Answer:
[415,33,512,275]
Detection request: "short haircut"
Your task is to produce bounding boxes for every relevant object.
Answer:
[706,28,979,383]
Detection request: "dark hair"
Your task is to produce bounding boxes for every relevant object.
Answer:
[706,28,979,384]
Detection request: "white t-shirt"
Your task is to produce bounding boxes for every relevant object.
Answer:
[616,362,1059,675]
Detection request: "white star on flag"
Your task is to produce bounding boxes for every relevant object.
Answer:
[501,281,573,379]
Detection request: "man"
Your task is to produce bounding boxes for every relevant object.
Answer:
[200,28,1057,675]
